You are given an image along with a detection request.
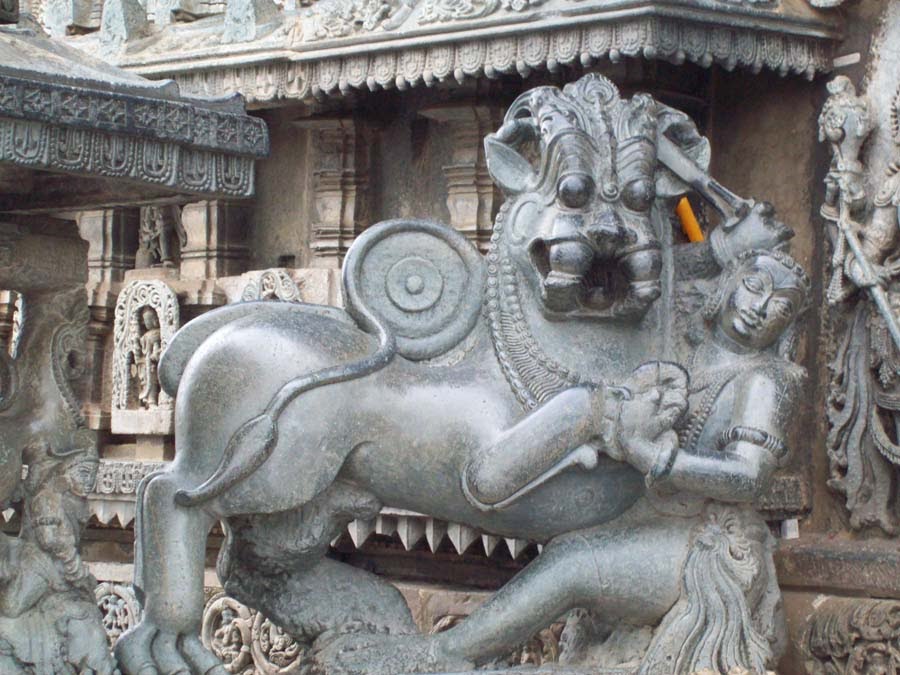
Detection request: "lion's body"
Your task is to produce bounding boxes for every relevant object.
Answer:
[165,302,644,539]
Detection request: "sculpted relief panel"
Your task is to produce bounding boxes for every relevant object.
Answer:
[0,281,114,674]
[821,76,900,534]
[113,74,804,675]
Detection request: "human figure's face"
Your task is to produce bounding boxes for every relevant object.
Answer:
[142,309,159,330]
[718,256,802,351]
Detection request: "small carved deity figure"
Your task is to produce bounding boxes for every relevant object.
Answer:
[136,205,187,268]
[822,78,900,533]
[213,607,244,663]
[132,306,162,409]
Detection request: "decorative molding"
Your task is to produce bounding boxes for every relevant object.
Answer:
[803,597,900,674]
[86,460,534,556]
[0,74,268,157]
[100,11,838,107]
[0,116,259,198]
[91,459,165,524]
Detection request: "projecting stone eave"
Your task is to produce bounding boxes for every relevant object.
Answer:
[0,25,269,208]
[67,0,842,106]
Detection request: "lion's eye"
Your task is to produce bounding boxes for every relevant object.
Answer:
[743,275,764,293]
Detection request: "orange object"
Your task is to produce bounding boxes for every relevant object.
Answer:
[676,197,704,243]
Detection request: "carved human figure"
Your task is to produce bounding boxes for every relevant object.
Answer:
[116,75,798,675]
[822,79,900,533]
[137,205,187,268]
[132,306,162,409]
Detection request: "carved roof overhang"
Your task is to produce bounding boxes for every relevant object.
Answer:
[75,0,841,106]
[0,26,269,212]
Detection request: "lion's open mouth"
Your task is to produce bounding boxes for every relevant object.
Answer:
[528,237,616,314]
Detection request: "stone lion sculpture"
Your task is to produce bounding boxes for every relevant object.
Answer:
[116,74,800,675]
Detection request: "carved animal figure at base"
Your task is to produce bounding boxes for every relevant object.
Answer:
[115,74,800,675]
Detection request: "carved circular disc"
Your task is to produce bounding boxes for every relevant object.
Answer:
[386,256,444,312]
[343,219,486,360]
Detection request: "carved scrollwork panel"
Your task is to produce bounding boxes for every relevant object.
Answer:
[240,269,303,303]
[803,598,900,674]
[202,593,306,674]
[95,582,143,647]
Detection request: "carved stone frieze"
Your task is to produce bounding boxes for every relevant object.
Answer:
[69,4,838,106]
[90,458,165,524]
[803,598,900,674]
[821,76,900,534]
[111,280,179,434]
[0,30,269,199]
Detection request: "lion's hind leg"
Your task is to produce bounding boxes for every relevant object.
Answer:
[115,471,223,675]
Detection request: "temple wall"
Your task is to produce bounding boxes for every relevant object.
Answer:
[5,0,900,672]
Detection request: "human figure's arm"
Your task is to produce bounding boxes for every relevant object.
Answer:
[464,363,688,509]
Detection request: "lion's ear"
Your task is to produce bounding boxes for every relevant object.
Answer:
[484,135,536,195]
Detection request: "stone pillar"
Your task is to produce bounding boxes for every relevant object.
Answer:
[78,208,138,430]
[295,118,370,268]
[420,106,500,252]
[180,200,251,281]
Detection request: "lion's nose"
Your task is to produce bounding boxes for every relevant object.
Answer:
[557,174,594,209]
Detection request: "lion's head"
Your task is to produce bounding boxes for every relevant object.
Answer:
[485,73,709,320]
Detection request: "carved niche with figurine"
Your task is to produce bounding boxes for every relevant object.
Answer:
[111,280,180,435]
[115,74,804,675]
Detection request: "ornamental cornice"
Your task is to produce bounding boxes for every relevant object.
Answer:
[0,28,268,199]
[0,74,268,157]
[71,0,841,105]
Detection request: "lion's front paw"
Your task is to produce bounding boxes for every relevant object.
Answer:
[115,620,227,675]
[310,632,473,675]
[614,362,688,473]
